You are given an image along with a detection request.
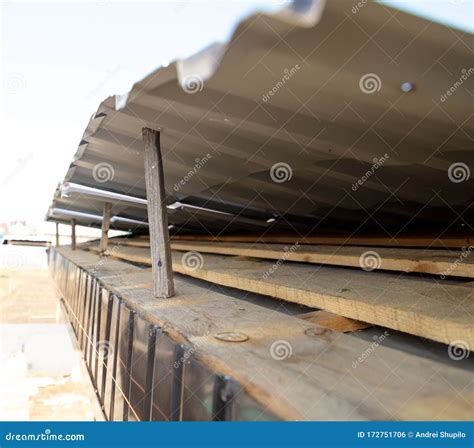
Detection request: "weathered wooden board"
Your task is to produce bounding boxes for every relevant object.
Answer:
[142,128,174,298]
[111,238,474,278]
[170,234,471,249]
[57,247,474,421]
[87,243,474,347]
[298,310,372,333]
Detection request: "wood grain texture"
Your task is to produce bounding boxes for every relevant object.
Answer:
[111,238,474,278]
[56,246,474,421]
[99,203,111,254]
[87,243,474,346]
[142,127,174,298]
[70,219,76,250]
[170,234,471,249]
[55,222,60,247]
[298,310,372,332]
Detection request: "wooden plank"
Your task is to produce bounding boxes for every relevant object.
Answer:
[71,218,76,250]
[99,202,112,254]
[111,238,474,278]
[298,310,372,332]
[55,222,60,247]
[170,234,471,249]
[142,127,174,298]
[86,243,474,346]
[57,246,474,421]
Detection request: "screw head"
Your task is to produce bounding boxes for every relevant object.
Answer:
[214,332,249,343]
[401,82,414,93]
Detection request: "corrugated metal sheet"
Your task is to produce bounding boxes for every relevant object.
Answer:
[47,0,474,236]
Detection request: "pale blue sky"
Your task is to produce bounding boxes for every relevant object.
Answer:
[1,0,472,228]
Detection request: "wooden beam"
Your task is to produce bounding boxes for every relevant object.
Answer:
[85,243,474,346]
[142,127,174,298]
[55,222,60,247]
[70,219,76,250]
[99,202,112,254]
[55,246,474,421]
[170,234,471,249]
[110,238,474,278]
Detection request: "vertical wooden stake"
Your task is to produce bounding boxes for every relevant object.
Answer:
[99,202,112,254]
[71,219,76,250]
[142,127,174,298]
[55,222,60,246]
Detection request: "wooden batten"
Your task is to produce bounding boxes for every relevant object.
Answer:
[142,127,174,298]
[99,202,112,254]
[71,218,76,250]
